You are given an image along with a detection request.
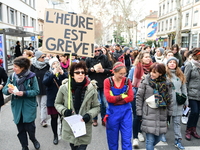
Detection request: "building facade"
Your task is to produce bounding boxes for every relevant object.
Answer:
[157,0,200,49]
[0,0,38,55]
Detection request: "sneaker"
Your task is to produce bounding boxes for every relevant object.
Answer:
[175,139,185,150]
[132,138,139,147]
[181,116,188,125]
[41,120,48,127]
[160,134,167,142]
[138,132,145,142]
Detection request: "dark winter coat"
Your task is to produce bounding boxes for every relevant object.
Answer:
[15,45,22,57]
[113,49,124,61]
[30,64,49,95]
[86,54,112,89]
[43,71,68,107]
[0,67,8,107]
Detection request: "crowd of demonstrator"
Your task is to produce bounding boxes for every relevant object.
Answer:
[0,43,200,150]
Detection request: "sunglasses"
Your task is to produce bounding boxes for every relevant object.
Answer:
[40,56,45,59]
[74,71,85,75]
[95,50,101,53]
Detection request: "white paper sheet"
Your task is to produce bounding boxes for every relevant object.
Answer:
[64,115,86,138]
[183,107,190,116]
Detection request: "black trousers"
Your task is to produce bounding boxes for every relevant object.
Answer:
[70,143,87,150]
[16,116,36,147]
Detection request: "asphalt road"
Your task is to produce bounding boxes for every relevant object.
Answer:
[0,101,200,150]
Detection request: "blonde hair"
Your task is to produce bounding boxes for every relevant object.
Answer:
[166,61,186,84]
[133,51,151,66]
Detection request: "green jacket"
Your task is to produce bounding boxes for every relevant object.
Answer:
[54,79,100,146]
[3,75,39,124]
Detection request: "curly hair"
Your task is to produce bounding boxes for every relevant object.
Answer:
[69,61,88,77]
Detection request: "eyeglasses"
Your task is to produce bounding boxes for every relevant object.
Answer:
[74,71,85,75]
[95,50,101,53]
[40,56,45,59]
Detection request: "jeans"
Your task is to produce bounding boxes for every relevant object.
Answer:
[94,88,107,120]
[36,95,47,123]
[131,87,142,139]
[187,99,200,128]
[16,116,36,147]
[146,133,162,150]
[70,143,87,150]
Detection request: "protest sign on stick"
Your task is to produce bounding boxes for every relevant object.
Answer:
[42,8,94,57]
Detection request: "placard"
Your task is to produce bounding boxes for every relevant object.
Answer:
[42,8,94,57]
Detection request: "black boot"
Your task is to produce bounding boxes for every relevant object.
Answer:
[32,140,40,150]
[22,146,29,150]
[53,134,58,145]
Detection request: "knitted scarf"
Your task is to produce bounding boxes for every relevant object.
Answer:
[132,62,153,87]
[60,59,69,69]
[71,77,87,114]
[149,75,171,108]
[15,70,31,91]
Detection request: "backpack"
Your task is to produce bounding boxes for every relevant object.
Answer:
[108,77,129,94]
[9,73,34,87]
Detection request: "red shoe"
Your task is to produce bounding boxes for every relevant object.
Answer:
[191,127,200,139]
[185,127,192,140]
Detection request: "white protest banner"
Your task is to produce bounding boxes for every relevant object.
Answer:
[42,8,94,57]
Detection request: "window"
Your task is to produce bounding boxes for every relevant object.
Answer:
[0,3,2,21]
[167,1,169,13]
[166,20,168,31]
[169,18,172,30]
[159,6,161,16]
[162,21,164,31]
[10,8,14,25]
[195,0,200,2]
[174,17,176,28]
[185,13,189,26]
[21,14,27,26]
[33,0,35,8]
[158,22,160,32]
[29,0,31,6]
[192,34,197,47]
[171,0,173,11]
[193,10,198,26]
[163,4,165,15]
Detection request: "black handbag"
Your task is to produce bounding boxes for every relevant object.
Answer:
[176,92,187,105]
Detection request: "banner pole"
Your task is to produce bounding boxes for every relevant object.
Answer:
[68,53,72,109]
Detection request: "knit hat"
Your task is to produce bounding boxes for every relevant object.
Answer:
[158,47,164,55]
[35,50,44,60]
[49,57,59,68]
[166,57,179,64]
[124,47,130,53]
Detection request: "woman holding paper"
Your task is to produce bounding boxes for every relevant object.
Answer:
[136,63,173,150]
[55,61,100,150]
[2,56,40,150]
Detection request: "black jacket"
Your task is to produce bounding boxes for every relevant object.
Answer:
[86,54,112,89]
[43,71,68,107]
[0,67,8,107]
[113,49,123,61]
[15,45,22,57]
[30,64,49,95]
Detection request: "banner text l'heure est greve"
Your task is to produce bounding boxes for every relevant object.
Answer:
[42,9,95,57]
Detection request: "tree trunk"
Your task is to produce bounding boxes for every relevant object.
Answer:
[175,0,182,47]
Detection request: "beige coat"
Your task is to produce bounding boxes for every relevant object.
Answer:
[136,75,173,136]
[55,79,100,146]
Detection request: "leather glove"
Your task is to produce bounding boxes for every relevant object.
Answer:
[82,113,91,123]
[121,93,128,99]
[64,109,72,117]
[137,116,142,121]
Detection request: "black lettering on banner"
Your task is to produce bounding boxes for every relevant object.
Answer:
[71,30,78,40]
[64,14,70,25]
[46,11,53,23]
[73,42,82,53]
[82,43,89,55]
[79,16,85,28]
[86,17,93,30]
[64,29,71,39]
[65,40,72,53]
[79,31,87,41]
[57,39,65,51]
[46,37,56,50]
[91,43,94,56]
[71,15,78,27]
[56,13,64,24]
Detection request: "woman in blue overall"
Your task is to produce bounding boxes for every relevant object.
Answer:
[104,62,134,150]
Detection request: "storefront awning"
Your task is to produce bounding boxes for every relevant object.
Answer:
[0,28,38,37]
